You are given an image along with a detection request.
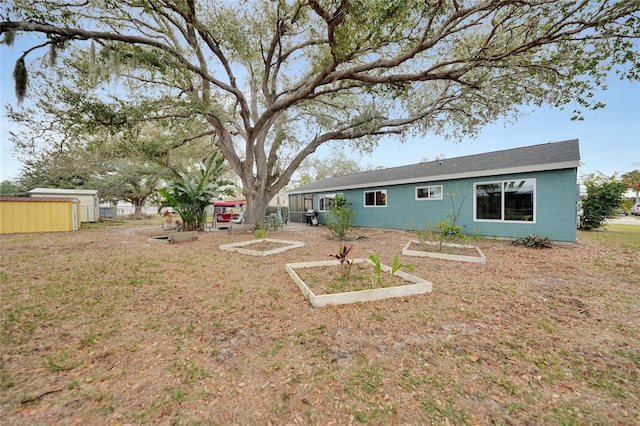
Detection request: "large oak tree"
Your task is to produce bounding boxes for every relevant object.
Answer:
[2,0,639,224]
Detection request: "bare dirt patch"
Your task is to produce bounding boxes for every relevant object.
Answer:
[1,223,638,425]
[241,240,289,251]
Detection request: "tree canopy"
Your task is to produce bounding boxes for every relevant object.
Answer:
[294,149,378,186]
[5,68,234,210]
[2,0,639,223]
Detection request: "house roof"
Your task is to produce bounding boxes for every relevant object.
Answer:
[288,139,580,194]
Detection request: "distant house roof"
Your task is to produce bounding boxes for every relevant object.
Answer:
[288,139,580,194]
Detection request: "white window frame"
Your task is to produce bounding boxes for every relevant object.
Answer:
[364,189,387,207]
[415,185,443,200]
[318,193,342,212]
[474,179,536,223]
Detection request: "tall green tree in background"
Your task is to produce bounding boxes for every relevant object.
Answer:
[18,152,93,190]
[2,1,639,225]
[5,72,231,210]
[92,159,165,217]
[294,149,378,186]
[0,180,26,196]
[15,147,169,215]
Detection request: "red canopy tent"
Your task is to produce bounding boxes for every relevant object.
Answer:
[212,200,246,223]
[213,201,246,208]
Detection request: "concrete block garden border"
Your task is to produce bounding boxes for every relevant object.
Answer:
[402,240,486,264]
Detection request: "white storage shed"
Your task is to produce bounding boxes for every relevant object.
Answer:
[29,188,99,222]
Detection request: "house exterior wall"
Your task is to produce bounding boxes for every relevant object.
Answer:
[0,198,80,234]
[29,188,99,222]
[311,168,578,242]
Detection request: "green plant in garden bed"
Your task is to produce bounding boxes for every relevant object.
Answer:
[412,189,483,253]
[296,258,416,295]
[329,244,355,279]
[369,252,413,288]
[254,221,267,238]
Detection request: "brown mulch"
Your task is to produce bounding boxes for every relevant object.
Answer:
[238,239,293,252]
[0,223,638,425]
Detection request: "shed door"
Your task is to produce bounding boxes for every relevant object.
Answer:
[72,203,79,230]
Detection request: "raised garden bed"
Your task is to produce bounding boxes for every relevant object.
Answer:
[285,258,432,307]
[402,240,486,263]
[147,230,170,243]
[148,231,198,244]
[219,238,304,256]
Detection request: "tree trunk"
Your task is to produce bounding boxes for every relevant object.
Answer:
[128,197,146,218]
[244,190,271,227]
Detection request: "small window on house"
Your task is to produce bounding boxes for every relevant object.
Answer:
[475,179,535,222]
[415,185,443,200]
[319,193,342,211]
[364,190,387,207]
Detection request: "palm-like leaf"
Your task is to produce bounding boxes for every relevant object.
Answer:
[158,152,234,231]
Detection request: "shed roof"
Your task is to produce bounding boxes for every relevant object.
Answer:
[0,196,80,202]
[288,139,580,194]
[29,188,98,195]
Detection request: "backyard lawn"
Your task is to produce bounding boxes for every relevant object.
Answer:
[1,220,638,425]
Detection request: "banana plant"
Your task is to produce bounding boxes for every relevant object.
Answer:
[158,153,235,231]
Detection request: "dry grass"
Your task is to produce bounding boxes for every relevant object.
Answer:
[0,220,639,425]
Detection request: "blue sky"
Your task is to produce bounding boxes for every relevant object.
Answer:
[338,75,640,181]
[1,36,639,183]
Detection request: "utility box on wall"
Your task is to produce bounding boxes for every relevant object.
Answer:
[0,197,81,234]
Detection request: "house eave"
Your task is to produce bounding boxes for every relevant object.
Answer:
[287,161,579,195]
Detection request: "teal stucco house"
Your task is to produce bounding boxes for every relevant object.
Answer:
[288,139,581,242]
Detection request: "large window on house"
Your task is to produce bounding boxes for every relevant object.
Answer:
[319,193,342,211]
[415,185,443,200]
[364,189,387,207]
[475,179,535,222]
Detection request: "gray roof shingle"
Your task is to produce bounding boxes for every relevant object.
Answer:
[289,139,580,194]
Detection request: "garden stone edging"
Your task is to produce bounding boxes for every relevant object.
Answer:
[285,258,432,307]
[402,240,486,263]
[219,238,304,256]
